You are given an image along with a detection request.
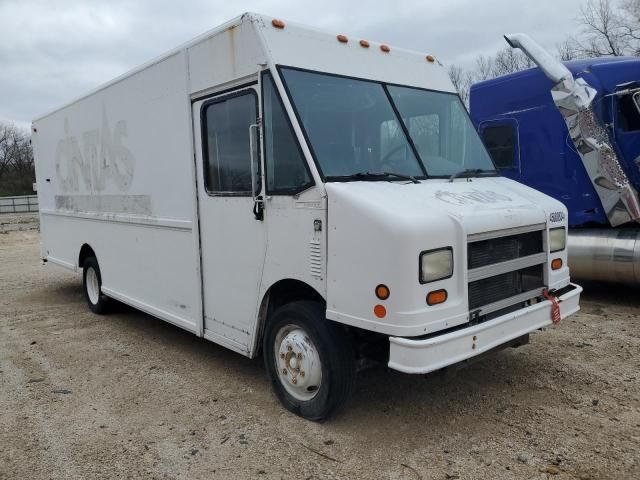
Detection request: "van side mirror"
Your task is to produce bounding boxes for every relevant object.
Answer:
[249,123,264,221]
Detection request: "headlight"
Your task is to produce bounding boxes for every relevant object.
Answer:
[420,247,453,284]
[549,227,566,253]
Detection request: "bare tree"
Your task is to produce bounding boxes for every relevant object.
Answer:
[449,0,640,104]
[571,0,640,56]
[0,122,35,196]
[556,39,579,61]
[493,47,534,76]
[449,46,536,106]
[448,65,474,105]
[620,0,640,54]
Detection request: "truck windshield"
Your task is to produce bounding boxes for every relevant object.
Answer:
[281,68,496,179]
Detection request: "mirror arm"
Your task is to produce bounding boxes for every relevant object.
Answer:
[249,123,264,221]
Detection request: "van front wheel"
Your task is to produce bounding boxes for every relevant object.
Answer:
[263,301,355,421]
[82,257,109,314]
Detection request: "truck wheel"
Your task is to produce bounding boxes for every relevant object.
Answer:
[82,256,109,314]
[263,301,355,421]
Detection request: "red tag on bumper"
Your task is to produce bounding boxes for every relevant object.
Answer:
[543,289,561,324]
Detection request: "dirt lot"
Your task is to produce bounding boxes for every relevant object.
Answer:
[1,222,638,480]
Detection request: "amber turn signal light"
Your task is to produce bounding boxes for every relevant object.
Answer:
[374,304,387,318]
[551,258,563,270]
[375,284,390,300]
[426,289,447,306]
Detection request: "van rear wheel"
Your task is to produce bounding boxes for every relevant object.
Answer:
[263,301,355,421]
[82,256,109,314]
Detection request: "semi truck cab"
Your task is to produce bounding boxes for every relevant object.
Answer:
[470,34,640,284]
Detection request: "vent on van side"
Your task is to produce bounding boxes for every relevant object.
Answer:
[309,240,322,278]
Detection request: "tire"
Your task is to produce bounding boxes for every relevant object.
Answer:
[263,300,355,421]
[82,256,109,314]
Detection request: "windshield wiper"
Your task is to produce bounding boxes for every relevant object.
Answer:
[448,168,496,182]
[325,171,420,184]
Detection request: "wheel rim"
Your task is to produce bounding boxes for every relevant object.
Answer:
[274,324,322,401]
[86,266,100,305]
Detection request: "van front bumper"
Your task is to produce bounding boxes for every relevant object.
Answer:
[388,283,582,374]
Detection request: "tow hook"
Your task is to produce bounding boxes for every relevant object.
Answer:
[542,289,561,324]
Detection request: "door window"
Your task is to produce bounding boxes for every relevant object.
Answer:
[481,124,516,169]
[202,91,259,195]
[617,93,640,132]
[262,73,313,194]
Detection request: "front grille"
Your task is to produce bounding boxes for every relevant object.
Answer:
[467,227,546,316]
[468,231,543,269]
[468,264,544,310]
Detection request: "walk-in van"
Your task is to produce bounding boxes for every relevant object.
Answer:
[32,13,582,419]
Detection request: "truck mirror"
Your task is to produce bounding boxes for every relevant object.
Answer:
[249,123,260,199]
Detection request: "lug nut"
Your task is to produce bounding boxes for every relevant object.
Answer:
[292,378,297,384]
[282,368,287,375]
[280,353,285,359]
[297,352,302,359]
[287,345,292,352]
[300,371,305,377]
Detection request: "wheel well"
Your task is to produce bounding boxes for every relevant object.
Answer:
[254,279,387,366]
[78,244,96,269]
[254,279,325,355]
[265,279,325,313]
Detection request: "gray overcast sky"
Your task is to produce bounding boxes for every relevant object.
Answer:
[0,0,585,127]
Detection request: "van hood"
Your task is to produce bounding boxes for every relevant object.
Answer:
[324,176,568,338]
[325,176,563,235]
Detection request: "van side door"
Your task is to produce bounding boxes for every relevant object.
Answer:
[192,84,267,355]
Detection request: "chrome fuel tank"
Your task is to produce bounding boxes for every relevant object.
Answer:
[568,229,640,284]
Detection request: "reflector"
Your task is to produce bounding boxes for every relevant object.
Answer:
[374,304,387,318]
[427,289,447,306]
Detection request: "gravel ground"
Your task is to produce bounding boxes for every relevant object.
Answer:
[0,213,39,234]
[0,227,638,480]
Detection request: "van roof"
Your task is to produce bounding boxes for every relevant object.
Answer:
[34,12,454,122]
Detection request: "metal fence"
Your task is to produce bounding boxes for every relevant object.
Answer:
[0,195,39,214]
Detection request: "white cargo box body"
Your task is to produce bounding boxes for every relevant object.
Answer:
[32,13,581,419]
[33,16,270,342]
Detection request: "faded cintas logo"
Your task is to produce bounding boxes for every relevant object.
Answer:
[55,107,135,193]
[435,189,513,205]
[549,211,566,223]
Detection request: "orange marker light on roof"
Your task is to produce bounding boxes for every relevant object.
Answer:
[337,34,348,43]
[271,19,285,29]
[380,44,390,53]
[374,304,387,318]
[426,55,435,62]
[359,40,370,48]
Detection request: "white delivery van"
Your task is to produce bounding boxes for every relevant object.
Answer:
[32,13,582,420]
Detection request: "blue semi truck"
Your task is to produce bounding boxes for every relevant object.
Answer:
[470,34,640,284]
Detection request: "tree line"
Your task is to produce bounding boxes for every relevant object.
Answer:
[0,123,35,197]
[450,0,640,104]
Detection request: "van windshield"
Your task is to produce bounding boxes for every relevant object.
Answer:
[280,68,496,180]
